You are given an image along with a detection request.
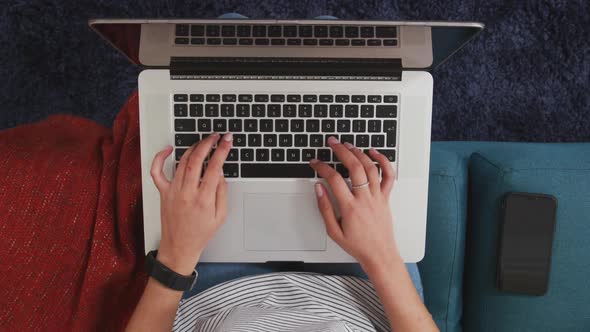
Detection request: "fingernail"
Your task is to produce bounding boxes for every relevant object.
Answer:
[314,183,324,197]
[223,132,233,142]
[343,142,354,149]
[163,144,173,151]
[211,133,220,138]
[310,158,319,165]
[327,136,339,145]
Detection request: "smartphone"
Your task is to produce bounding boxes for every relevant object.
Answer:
[497,192,558,295]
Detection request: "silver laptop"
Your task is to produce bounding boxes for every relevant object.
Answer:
[90,19,483,263]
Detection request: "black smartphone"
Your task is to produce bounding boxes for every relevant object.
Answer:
[497,192,558,295]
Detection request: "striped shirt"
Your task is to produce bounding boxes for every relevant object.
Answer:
[173,273,390,332]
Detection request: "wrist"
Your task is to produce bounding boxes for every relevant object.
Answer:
[361,248,404,278]
[155,250,200,276]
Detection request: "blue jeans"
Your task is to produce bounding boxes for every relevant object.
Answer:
[183,12,424,302]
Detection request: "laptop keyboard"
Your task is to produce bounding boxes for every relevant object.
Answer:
[174,24,398,47]
[173,93,398,178]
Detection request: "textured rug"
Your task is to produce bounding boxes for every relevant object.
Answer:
[1,0,588,141]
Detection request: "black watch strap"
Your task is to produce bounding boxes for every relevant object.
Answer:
[145,250,198,291]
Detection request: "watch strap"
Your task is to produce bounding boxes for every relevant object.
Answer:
[145,250,197,291]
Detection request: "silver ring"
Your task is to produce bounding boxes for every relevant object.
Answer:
[351,181,370,190]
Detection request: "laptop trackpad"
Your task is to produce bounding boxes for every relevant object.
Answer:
[244,193,327,251]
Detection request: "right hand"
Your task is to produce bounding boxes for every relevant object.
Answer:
[309,136,399,272]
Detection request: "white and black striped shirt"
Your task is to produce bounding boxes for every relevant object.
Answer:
[173,273,390,332]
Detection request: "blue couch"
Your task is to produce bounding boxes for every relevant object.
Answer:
[421,142,590,332]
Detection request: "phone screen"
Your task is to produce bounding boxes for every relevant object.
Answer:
[498,193,557,295]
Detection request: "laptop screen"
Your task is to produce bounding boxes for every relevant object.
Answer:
[90,20,483,71]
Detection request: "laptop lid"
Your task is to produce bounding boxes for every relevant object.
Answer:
[89,19,483,79]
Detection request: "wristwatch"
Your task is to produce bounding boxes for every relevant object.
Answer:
[145,250,198,291]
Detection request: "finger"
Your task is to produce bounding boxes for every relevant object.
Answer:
[369,149,396,195]
[200,132,233,195]
[327,136,369,194]
[150,145,173,192]
[314,183,344,243]
[182,133,221,190]
[309,159,354,203]
[215,177,228,222]
[348,144,380,194]
[173,143,199,189]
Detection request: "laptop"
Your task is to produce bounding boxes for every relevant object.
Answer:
[90,19,483,263]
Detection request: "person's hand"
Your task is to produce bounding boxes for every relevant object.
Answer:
[150,132,233,275]
[309,136,399,273]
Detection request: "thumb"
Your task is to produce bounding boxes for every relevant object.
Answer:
[315,183,344,243]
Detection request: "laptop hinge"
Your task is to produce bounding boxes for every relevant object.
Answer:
[169,57,402,81]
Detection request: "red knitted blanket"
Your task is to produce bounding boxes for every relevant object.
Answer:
[0,92,147,331]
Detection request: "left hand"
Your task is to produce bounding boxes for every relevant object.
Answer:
[149,132,233,275]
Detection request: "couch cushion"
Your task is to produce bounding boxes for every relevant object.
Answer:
[419,144,469,332]
[464,143,590,332]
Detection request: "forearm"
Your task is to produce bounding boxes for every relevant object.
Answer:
[125,278,183,332]
[364,252,438,332]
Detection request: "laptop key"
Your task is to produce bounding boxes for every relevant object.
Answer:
[384,120,397,147]
[284,25,297,37]
[336,164,349,178]
[271,38,286,45]
[223,38,237,45]
[319,39,334,46]
[322,120,336,133]
[256,149,270,161]
[345,105,359,117]
[383,39,398,46]
[206,25,220,36]
[335,95,349,103]
[368,95,382,103]
[190,94,204,102]
[360,26,374,38]
[377,149,396,162]
[244,119,258,132]
[239,38,254,45]
[361,105,374,117]
[176,24,189,36]
[174,94,188,102]
[310,134,323,147]
[241,149,254,161]
[317,149,331,161]
[223,163,239,178]
[260,119,273,132]
[345,26,359,38]
[314,104,328,117]
[287,149,300,161]
[190,104,203,117]
[319,95,333,103]
[197,119,211,132]
[303,39,318,46]
[248,134,262,147]
[205,104,219,117]
[337,120,351,132]
[237,25,251,37]
[276,120,289,132]
[368,120,381,133]
[242,163,314,178]
[253,25,267,37]
[335,39,350,46]
[174,104,188,117]
[264,134,277,147]
[191,38,205,45]
[295,134,308,147]
[234,134,247,147]
[299,25,313,37]
[302,149,315,161]
[306,119,320,132]
[268,104,281,117]
[356,135,370,147]
[175,119,196,132]
[330,105,344,117]
[207,38,222,45]
[252,104,265,117]
[376,105,397,118]
[206,94,220,102]
[221,104,234,117]
[175,134,200,147]
[376,26,397,38]
[341,134,354,145]
[299,104,313,117]
[303,95,317,102]
[314,25,328,37]
[287,38,302,45]
[229,119,242,132]
[384,95,398,103]
[279,134,293,147]
[237,104,250,117]
[255,94,269,102]
[283,104,297,117]
[221,25,235,37]
[367,39,381,46]
[353,120,366,132]
[268,25,282,37]
[271,149,285,161]
[213,119,226,132]
[330,26,344,38]
[271,94,285,102]
[291,119,304,132]
[227,149,239,161]
[255,38,270,45]
[352,95,366,103]
[351,39,365,46]
[175,148,188,161]
[371,135,385,147]
[287,94,301,102]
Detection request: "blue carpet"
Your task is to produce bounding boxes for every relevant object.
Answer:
[1,0,588,141]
